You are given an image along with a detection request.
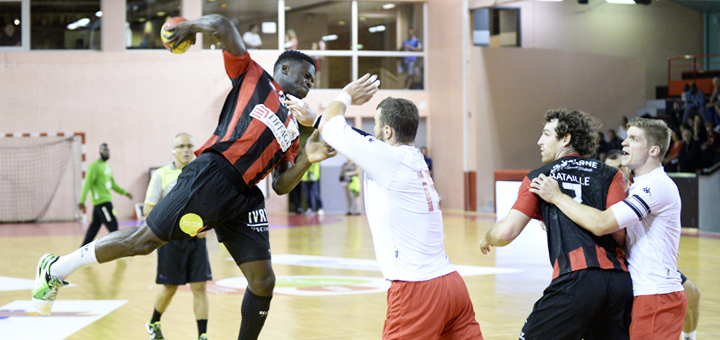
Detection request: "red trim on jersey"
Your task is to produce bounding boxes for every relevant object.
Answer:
[222,62,261,142]
[552,259,560,279]
[596,246,615,269]
[195,134,219,157]
[222,119,267,163]
[607,170,627,207]
[568,247,588,272]
[511,177,543,221]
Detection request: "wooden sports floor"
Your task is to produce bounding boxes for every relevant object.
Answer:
[1,212,718,339]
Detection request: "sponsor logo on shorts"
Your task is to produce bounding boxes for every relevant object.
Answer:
[179,213,204,237]
[247,209,268,232]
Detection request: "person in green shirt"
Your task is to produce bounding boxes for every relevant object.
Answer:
[78,143,133,246]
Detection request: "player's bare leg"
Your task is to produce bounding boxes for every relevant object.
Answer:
[681,278,701,340]
[191,281,209,339]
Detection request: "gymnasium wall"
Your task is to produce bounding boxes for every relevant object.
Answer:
[0,50,429,218]
[470,48,646,210]
[494,0,703,99]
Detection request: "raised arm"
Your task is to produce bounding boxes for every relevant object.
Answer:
[166,14,246,56]
[316,74,379,133]
[530,174,620,236]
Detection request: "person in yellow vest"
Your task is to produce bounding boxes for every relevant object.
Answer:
[143,133,211,340]
[301,161,324,215]
[340,159,361,215]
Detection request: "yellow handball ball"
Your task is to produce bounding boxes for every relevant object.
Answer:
[161,17,191,54]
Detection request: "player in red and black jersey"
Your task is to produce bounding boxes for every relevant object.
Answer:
[31,14,378,340]
[480,109,633,340]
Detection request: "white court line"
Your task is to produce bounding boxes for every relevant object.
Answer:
[0,300,127,340]
[0,276,77,292]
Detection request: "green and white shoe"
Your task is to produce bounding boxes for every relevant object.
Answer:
[146,321,164,340]
[198,333,208,340]
[31,254,67,316]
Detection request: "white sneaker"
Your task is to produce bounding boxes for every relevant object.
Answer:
[317,209,325,216]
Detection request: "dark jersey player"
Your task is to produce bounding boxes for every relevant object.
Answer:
[30,14,378,340]
[479,109,634,340]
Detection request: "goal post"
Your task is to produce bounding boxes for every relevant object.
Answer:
[0,132,85,223]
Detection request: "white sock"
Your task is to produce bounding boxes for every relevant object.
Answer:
[51,241,98,281]
[681,330,696,340]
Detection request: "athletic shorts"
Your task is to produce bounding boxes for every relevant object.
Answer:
[156,237,212,285]
[147,151,271,265]
[520,268,633,340]
[629,291,687,340]
[382,271,484,340]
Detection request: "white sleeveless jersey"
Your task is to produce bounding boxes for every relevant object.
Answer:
[322,115,455,281]
[610,166,684,296]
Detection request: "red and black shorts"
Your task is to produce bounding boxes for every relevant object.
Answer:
[147,151,271,265]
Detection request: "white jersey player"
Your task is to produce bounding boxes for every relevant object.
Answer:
[531,117,687,340]
[310,75,484,340]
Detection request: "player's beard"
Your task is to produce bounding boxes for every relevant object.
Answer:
[101,154,110,161]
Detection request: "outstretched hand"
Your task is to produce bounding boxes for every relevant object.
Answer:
[285,94,316,127]
[342,74,380,106]
[304,130,337,163]
[529,174,561,204]
[165,21,197,50]
[479,235,492,255]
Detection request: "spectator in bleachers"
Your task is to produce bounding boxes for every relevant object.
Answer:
[683,83,705,125]
[607,129,623,151]
[663,130,683,173]
[703,122,718,167]
[705,77,720,130]
[678,124,704,172]
[591,131,610,161]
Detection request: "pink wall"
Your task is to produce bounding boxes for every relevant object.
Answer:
[0,50,429,218]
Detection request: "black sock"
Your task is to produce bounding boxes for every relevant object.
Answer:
[151,309,162,324]
[238,288,272,340]
[197,319,208,336]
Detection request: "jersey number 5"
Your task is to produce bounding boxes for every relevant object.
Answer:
[562,182,583,203]
[418,170,438,211]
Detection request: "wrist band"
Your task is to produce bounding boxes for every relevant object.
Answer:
[313,115,323,129]
[335,91,352,108]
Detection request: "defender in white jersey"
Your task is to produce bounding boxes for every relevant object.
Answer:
[314,76,484,340]
[531,118,687,340]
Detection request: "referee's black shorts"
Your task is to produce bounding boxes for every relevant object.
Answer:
[520,268,633,340]
[156,237,212,285]
[147,151,271,266]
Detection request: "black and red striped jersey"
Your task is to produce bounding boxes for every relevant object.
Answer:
[195,51,300,186]
[512,154,629,280]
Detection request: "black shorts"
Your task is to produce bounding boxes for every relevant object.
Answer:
[147,151,271,265]
[520,268,633,340]
[156,237,212,285]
